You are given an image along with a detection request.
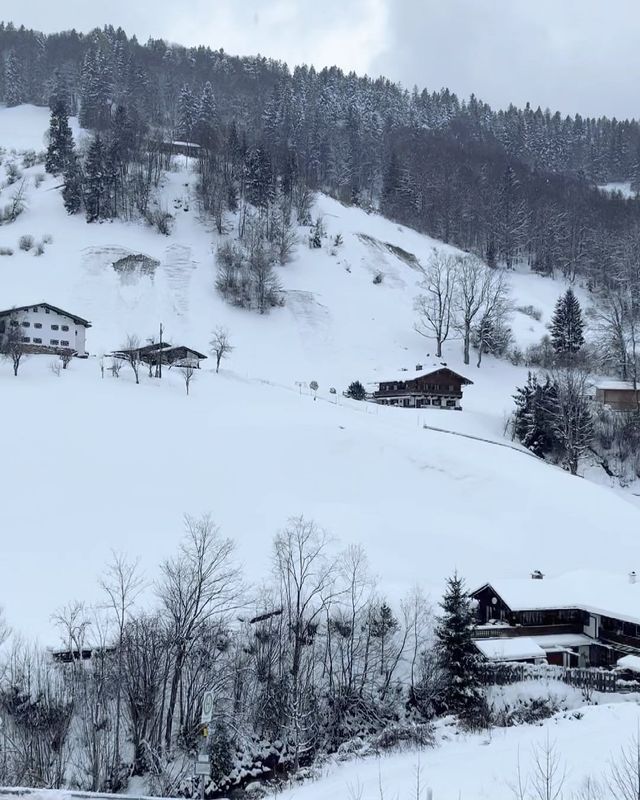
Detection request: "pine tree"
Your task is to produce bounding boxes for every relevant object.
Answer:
[513,372,558,458]
[4,50,24,107]
[45,102,75,175]
[550,288,584,358]
[48,69,71,114]
[346,380,366,400]
[177,84,197,142]
[435,573,483,718]
[196,81,216,147]
[84,135,106,222]
[62,152,84,214]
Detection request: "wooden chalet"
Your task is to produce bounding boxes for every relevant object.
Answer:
[470,571,640,668]
[373,366,473,410]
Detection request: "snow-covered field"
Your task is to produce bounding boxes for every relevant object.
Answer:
[0,104,639,643]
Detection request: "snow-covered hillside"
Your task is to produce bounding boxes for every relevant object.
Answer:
[1,105,639,644]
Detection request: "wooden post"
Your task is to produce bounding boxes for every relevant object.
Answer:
[158,322,163,379]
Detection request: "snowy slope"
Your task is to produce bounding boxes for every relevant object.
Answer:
[1,698,638,799]
[1,105,639,644]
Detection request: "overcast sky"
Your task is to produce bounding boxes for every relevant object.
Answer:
[6,0,640,119]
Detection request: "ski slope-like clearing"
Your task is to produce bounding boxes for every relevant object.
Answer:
[0,105,639,646]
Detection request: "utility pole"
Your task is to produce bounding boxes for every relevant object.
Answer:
[158,322,163,379]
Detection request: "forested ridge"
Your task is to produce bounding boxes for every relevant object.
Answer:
[2,21,640,289]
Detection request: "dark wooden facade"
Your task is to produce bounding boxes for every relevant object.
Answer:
[471,582,638,668]
[374,367,473,410]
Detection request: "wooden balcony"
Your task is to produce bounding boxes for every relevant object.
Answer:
[473,623,582,640]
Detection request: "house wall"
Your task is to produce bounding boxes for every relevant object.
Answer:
[596,387,640,411]
[1,306,88,355]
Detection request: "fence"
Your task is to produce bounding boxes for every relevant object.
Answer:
[479,662,623,693]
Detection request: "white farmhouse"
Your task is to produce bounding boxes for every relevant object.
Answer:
[0,302,91,356]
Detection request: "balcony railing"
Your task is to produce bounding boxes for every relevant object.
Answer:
[473,623,582,640]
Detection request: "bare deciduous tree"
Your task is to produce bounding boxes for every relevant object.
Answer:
[210,327,234,373]
[179,363,195,395]
[121,334,142,384]
[158,515,242,751]
[454,255,490,365]
[414,251,457,358]
[273,516,338,770]
[1,312,28,376]
[475,268,511,368]
[549,367,593,475]
[100,553,144,785]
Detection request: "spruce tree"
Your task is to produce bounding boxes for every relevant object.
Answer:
[4,51,24,107]
[45,102,75,175]
[513,372,558,458]
[177,84,197,142]
[346,380,366,400]
[550,288,584,359]
[196,81,216,146]
[62,152,84,215]
[435,572,483,718]
[84,135,106,222]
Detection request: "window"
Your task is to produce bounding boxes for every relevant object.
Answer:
[50,339,59,346]
[45,308,50,314]
[432,398,442,406]
[10,319,18,326]
[34,323,42,329]
[21,336,30,343]
[32,307,38,312]
[33,338,42,344]
[61,325,69,331]
[51,324,59,330]
[22,321,30,327]
[61,340,69,346]
[446,400,456,408]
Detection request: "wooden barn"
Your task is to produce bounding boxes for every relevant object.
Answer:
[595,381,640,412]
[373,366,473,410]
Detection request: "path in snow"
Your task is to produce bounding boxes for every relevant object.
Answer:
[162,243,197,318]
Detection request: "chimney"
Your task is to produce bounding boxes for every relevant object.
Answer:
[415,364,423,372]
[531,570,544,580]
[630,571,637,585]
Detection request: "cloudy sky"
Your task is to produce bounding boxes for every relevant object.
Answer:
[7,0,640,119]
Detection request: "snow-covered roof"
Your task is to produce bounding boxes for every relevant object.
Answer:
[474,571,640,626]
[616,655,640,674]
[475,637,546,661]
[594,380,639,391]
[0,302,91,327]
[526,633,593,650]
[371,365,473,384]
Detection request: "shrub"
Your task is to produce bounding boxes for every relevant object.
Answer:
[18,234,34,251]
[0,247,13,256]
[33,242,45,256]
[144,209,174,235]
[372,272,383,284]
[5,161,22,185]
[42,233,53,244]
[22,150,37,169]
[33,173,45,188]
[346,380,366,400]
[516,304,543,322]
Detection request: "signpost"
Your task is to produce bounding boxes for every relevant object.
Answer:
[196,691,214,800]
[201,690,214,723]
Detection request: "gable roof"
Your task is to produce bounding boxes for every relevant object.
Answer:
[472,570,640,627]
[375,366,474,386]
[0,303,92,327]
